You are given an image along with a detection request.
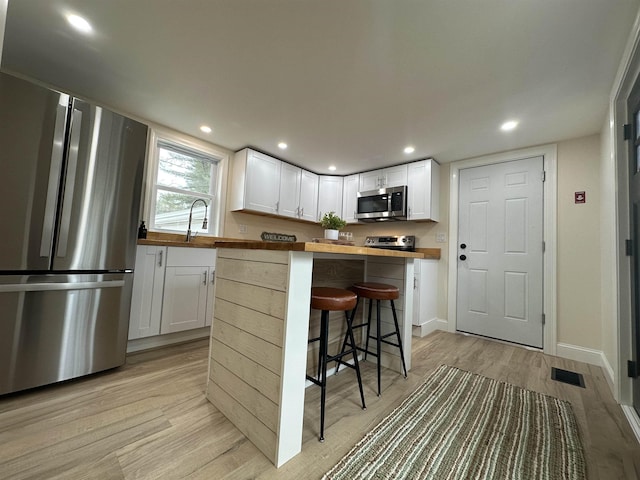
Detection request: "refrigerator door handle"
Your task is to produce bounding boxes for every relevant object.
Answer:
[56,108,83,258]
[40,97,70,258]
[0,280,125,293]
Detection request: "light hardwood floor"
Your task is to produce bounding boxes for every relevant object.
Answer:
[1,331,639,479]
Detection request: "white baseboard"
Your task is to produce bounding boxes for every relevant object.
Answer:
[600,352,616,394]
[622,405,640,446]
[412,317,447,338]
[127,327,210,353]
[555,342,605,367]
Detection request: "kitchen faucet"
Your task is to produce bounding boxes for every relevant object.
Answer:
[186,199,208,242]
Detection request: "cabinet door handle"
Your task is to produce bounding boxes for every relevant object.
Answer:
[275,201,279,213]
[295,206,300,217]
[158,250,163,267]
[300,207,304,217]
[318,211,322,222]
[203,270,208,285]
[211,270,215,285]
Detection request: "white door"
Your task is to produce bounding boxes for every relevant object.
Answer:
[456,156,544,348]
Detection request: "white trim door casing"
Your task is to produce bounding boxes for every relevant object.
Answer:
[448,144,558,356]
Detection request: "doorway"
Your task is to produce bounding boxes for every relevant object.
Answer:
[456,157,544,348]
[447,145,557,356]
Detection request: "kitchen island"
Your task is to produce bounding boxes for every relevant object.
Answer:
[205,241,422,467]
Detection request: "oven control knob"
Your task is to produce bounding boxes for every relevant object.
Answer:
[401,238,406,242]
[459,254,467,261]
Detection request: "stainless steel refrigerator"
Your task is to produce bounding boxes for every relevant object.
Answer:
[0,72,148,395]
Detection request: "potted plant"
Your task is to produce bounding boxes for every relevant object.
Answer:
[320,211,347,240]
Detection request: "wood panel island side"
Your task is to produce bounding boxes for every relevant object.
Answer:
[205,242,422,467]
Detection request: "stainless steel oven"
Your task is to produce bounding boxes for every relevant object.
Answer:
[364,235,416,251]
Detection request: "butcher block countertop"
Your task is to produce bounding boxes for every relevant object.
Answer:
[213,241,425,258]
[137,232,441,259]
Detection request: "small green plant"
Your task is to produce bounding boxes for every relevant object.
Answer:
[320,211,347,230]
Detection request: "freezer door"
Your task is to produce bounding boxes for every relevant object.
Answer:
[52,99,148,271]
[0,273,133,395]
[0,72,68,271]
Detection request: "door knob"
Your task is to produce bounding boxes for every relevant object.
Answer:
[459,254,467,261]
[460,243,467,249]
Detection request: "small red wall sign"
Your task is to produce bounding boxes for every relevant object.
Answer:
[575,191,586,204]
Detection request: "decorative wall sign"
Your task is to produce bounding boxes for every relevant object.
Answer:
[575,191,586,204]
[261,232,297,242]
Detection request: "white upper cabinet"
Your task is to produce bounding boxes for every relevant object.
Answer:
[231,148,318,222]
[230,148,281,214]
[299,169,319,222]
[407,159,440,222]
[359,164,408,191]
[279,163,302,218]
[342,174,360,224]
[317,175,343,221]
[279,163,319,221]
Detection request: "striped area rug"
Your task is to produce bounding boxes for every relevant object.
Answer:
[323,365,586,480]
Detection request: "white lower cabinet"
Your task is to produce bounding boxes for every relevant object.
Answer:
[413,259,438,327]
[128,245,166,340]
[128,245,216,340]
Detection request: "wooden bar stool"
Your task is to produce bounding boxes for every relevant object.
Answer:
[338,282,408,396]
[307,287,366,442]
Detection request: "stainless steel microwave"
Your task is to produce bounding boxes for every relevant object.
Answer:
[356,186,408,222]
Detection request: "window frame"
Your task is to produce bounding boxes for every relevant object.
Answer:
[144,128,228,237]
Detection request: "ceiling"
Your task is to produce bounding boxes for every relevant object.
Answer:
[2,0,639,174]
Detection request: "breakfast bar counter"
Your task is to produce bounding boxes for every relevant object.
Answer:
[205,241,421,467]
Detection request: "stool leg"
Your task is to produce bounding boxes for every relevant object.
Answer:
[319,310,329,442]
[390,299,408,378]
[376,299,382,396]
[364,298,373,362]
[347,307,366,410]
[335,297,360,375]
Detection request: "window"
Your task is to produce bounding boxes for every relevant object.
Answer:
[149,137,221,235]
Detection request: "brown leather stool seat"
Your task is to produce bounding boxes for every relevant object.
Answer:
[337,282,407,396]
[311,287,357,312]
[307,287,366,442]
[350,282,400,301]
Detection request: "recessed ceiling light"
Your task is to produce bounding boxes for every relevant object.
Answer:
[500,120,519,131]
[200,125,212,134]
[328,165,337,171]
[404,146,415,154]
[66,14,93,34]
[278,142,288,149]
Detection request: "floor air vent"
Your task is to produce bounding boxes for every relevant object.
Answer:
[551,367,585,388]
